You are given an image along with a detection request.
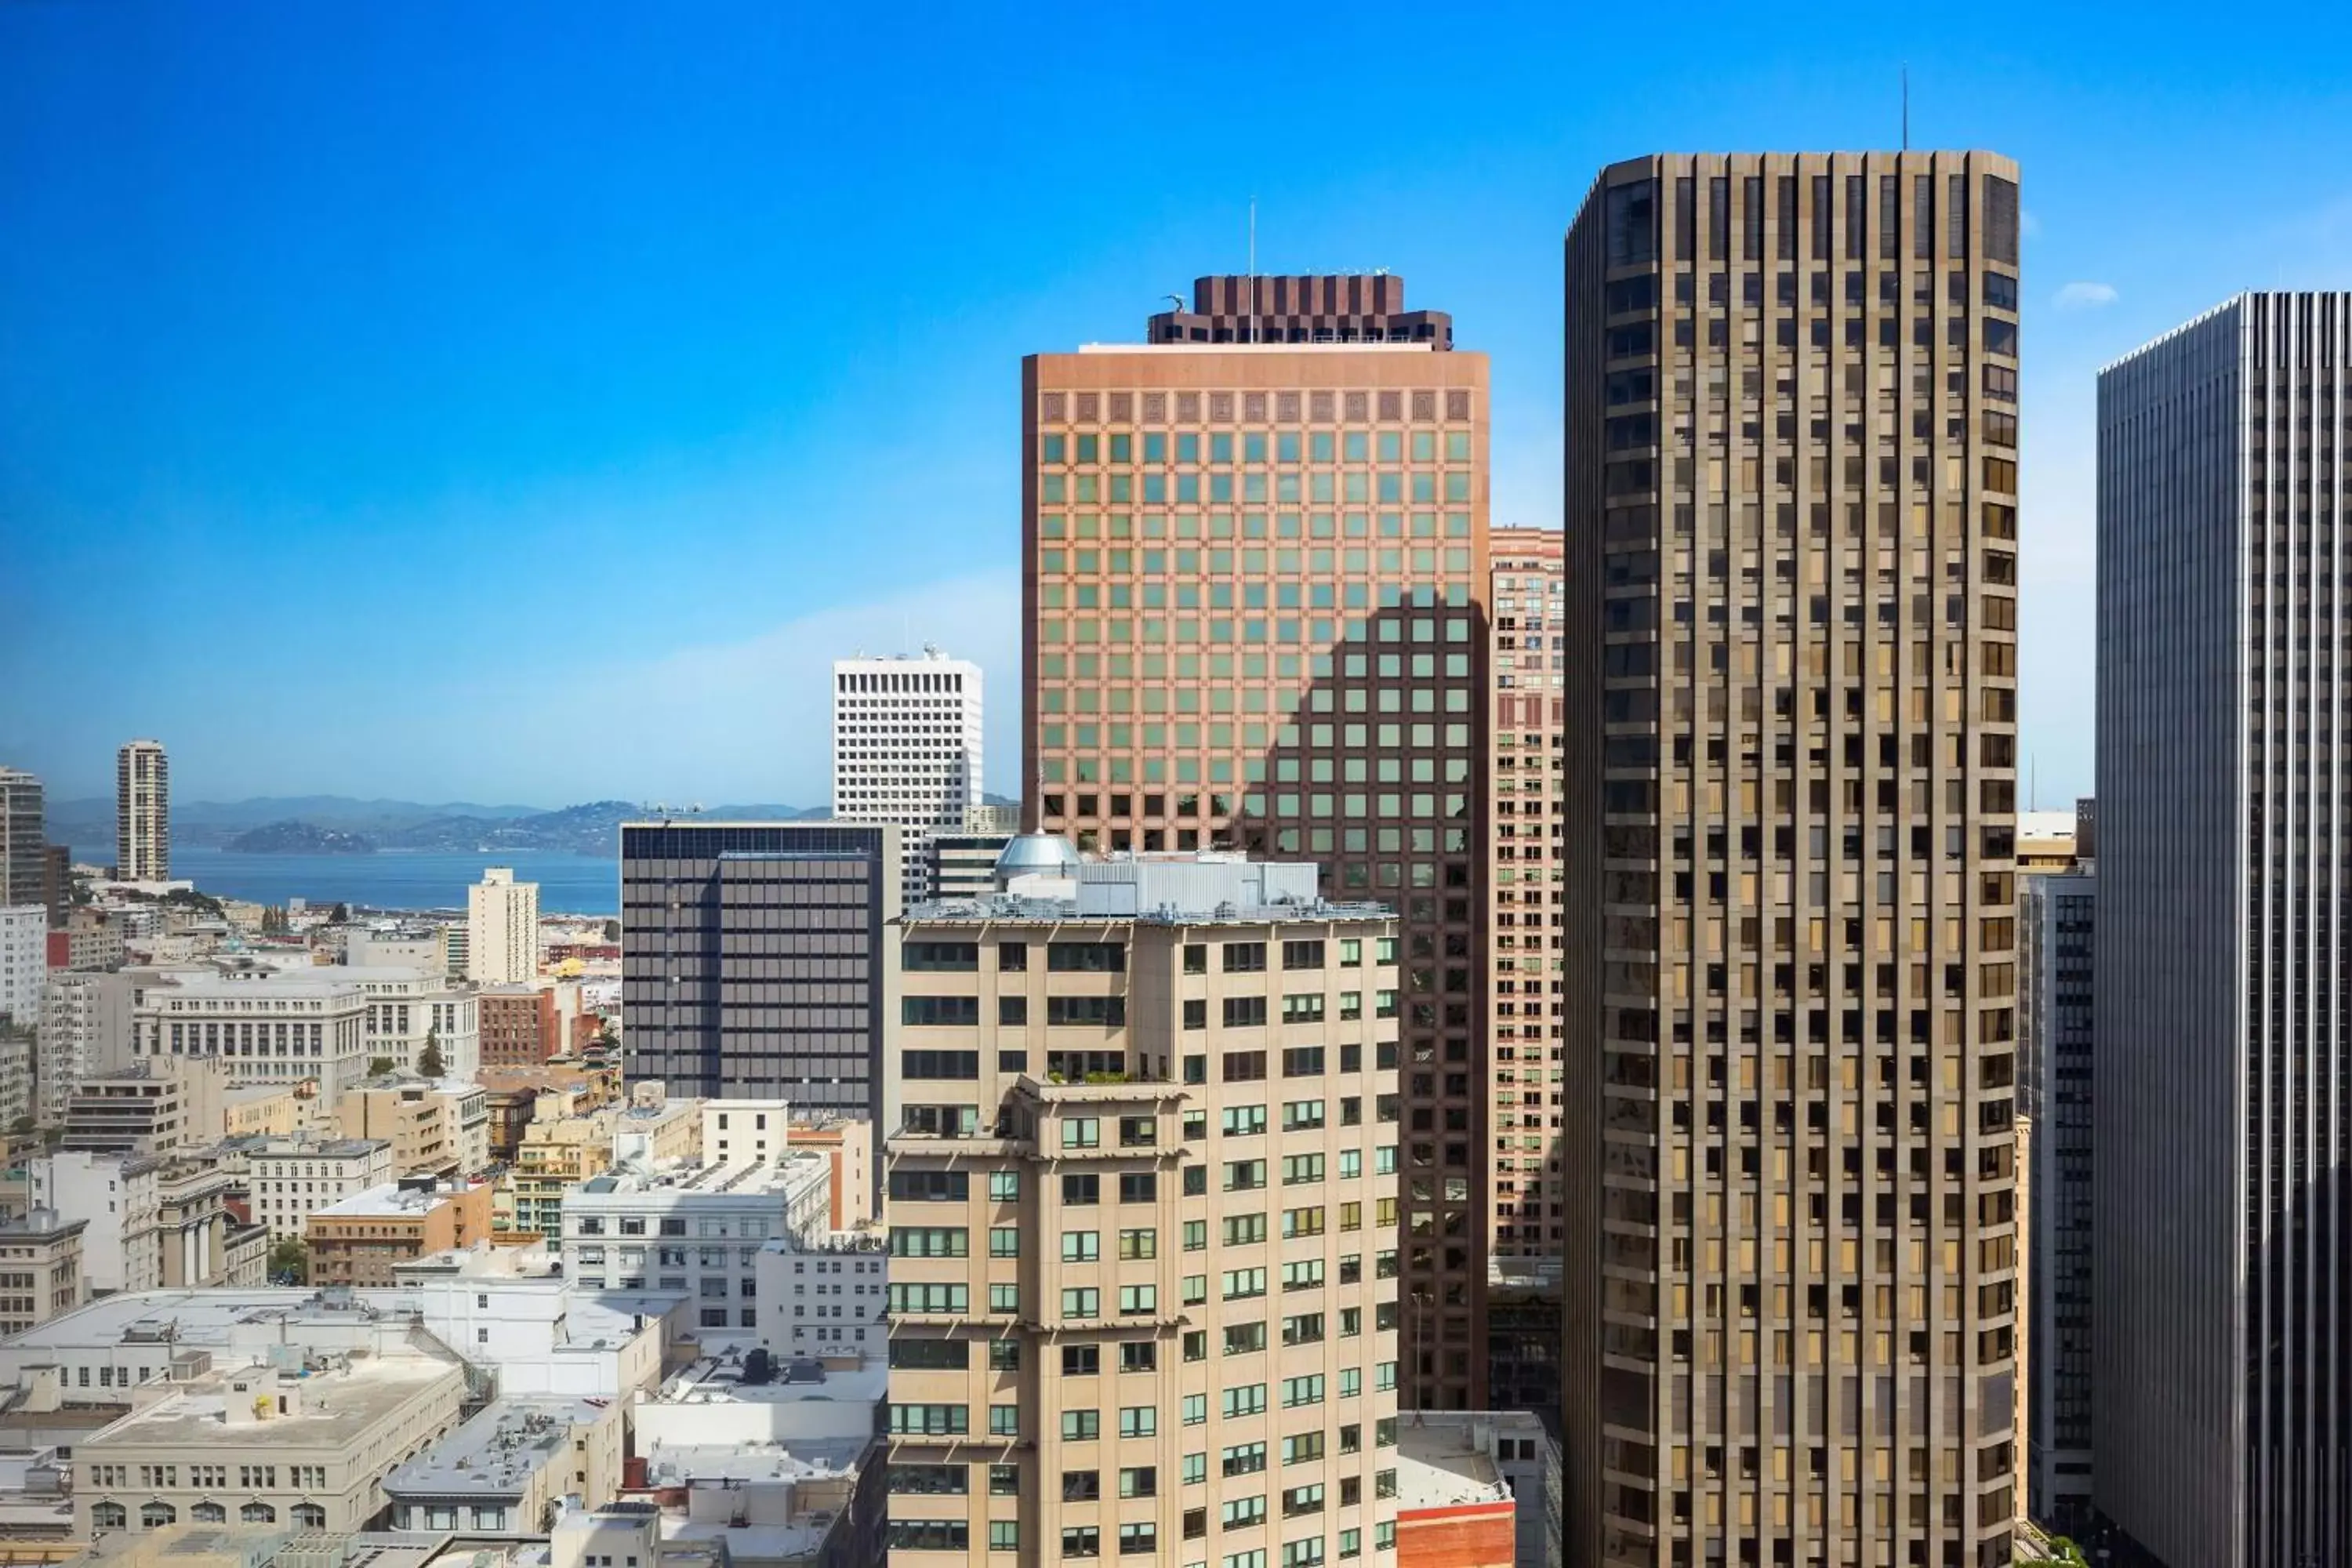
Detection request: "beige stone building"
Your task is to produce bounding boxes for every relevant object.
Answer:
[1023,276,1494,1408]
[60,1060,223,1157]
[246,1137,395,1241]
[74,1347,464,1536]
[0,1210,85,1337]
[884,847,1406,1565]
[1562,153,2023,1567]
[332,1078,486,1179]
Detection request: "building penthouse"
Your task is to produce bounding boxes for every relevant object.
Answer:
[1023,275,1491,1409]
[883,844,1406,1567]
[2095,293,2352,1568]
[1563,153,2024,1568]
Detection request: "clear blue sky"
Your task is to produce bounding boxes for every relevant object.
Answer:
[5,0,2350,808]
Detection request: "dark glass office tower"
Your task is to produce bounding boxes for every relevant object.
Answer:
[620,820,901,1131]
[2096,292,2352,1568]
[1564,153,2024,1568]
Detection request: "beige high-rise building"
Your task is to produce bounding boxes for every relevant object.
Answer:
[467,866,540,985]
[1024,274,1491,1408]
[1563,153,2023,1568]
[883,845,1405,1566]
[116,740,169,880]
[1485,527,1569,1424]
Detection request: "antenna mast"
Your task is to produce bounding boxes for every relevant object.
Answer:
[1901,65,1910,151]
[1247,198,1258,346]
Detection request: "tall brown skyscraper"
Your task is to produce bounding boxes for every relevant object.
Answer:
[1563,155,2023,1567]
[1023,274,1492,1407]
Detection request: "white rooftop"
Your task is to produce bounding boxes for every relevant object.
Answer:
[1393,1418,1512,1512]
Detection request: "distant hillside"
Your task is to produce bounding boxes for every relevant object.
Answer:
[48,794,545,849]
[50,793,834,857]
[226,821,377,855]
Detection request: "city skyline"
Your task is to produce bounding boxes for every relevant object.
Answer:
[11,3,2352,804]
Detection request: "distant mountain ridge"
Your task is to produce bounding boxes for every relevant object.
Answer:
[50,790,1013,856]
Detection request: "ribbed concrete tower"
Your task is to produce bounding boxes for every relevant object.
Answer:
[1563,153,2024,1568]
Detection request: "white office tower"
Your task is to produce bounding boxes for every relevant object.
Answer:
[830,648,983,903]
[466,866,540,985]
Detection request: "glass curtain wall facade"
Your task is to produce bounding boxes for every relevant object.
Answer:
[2095,292,2352,1568]
[1023,303,1493,1408]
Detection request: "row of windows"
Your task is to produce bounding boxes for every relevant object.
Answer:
[1043,429,1472,466]
[1040,387,1467,425]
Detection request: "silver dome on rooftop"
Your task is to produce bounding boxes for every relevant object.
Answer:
[994,833,1082,887]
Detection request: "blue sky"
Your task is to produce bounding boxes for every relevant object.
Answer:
[5,1,2351,807]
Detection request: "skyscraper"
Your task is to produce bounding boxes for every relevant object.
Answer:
[832,648,985,904]
[0,767,44,909]
[1024,274,1491,1407]
[1563,154,2024,1568]
[2017,854,2092,1537]
[115,739,169,880]
[881,847,1403,1566]
[2095,292,2352,1568]
[466,866,541,985]
[620,819,900,1131]
[1486,526,1569,1424]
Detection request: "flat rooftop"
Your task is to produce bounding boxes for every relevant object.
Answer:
[1393,1419,1512,1513]
[85,1355,459,1451]
[251,1138,390,1160]
[652,1356,887,1411]
[575,1156,827,1200]
[316,1182,478,1218]
[386,1396,605,1500]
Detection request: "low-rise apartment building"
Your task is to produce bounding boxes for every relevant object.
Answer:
[562,1152,834,1343]
[476,985,557,1068]
[383,1394,624,1534]
[38,971,139,1124]
[306,1179,493,1287]
[333,1078,489,1179]
[0,1210,85,1337]
[60,1061,224,1156]
[506,1102,617,1241]
[245,1138,395,1241]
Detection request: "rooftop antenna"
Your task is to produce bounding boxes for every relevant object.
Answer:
[1901,65,1910,151]
[1247,197,1257,346]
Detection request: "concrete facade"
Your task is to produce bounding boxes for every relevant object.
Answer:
[466,869,539,987]
[1563,153,2025,1568]
[832,649,984,905]
[115,742,169,883]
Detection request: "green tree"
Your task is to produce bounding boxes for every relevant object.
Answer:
[367,1056,396,1078]
[2016,1538,2089,1568]
[601,918,620,943]
[417,1026,445,1080]
[330,902,351,924]
[267,1236,308,1285]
